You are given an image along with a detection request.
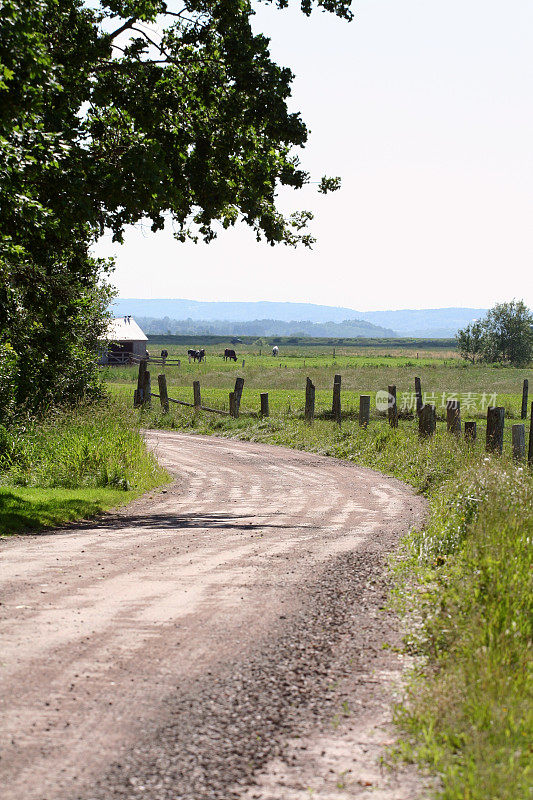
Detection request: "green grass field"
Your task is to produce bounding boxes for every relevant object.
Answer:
[104,343,530,424]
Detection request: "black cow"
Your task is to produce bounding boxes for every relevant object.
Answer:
[224,348,237,362]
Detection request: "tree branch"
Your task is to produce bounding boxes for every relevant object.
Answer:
[108,17,137,40]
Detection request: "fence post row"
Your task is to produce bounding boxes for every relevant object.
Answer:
[135,368,529,463]
[512,424,526,461]
[521,379,529,420]
[305,377,315,423]
[332,374,341,426]
[446,399,461,436]
[419,403,436,437]
[359,395,370,428]
[464,420,477,442]
[388,385,398,428]
[260,392,269,417]
[158,374,169,414]
[486,406,505,454]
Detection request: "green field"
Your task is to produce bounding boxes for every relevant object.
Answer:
[104,343,531,424]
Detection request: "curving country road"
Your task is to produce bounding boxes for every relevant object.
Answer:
[0,432,426,800]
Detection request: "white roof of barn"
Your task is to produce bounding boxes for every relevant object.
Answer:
[106,317,148,342]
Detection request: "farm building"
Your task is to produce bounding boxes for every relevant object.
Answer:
[100,316,148,364]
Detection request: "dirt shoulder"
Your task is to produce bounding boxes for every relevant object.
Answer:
[0,432,427,799]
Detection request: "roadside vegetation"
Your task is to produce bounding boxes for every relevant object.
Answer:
[0,403,168,536]
[126,361,531,800]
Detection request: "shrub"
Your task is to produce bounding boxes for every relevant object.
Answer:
[0,343,18,424]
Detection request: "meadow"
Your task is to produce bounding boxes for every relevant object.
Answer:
[103,342,530,423]
[108,342,532,800]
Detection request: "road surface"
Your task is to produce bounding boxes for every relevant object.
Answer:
[0,432,426,799]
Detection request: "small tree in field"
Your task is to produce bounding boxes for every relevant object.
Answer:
[456,300,533,366]
[456,321,485,363]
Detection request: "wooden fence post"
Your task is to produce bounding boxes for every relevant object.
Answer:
[359,395,370,427]
[464,421,477,442]
[193,380,201,410]
[388,385,398,428]
[486,406,505,454]
[512,424,526,461]
[305,377,315,423]
[142,369,151,407]
[414,377,423,415]
[229,391,237,418]
[419,404,436,437]
[332,374,341,425]
[446,400,461,436]
[260,392,269,417]
[158,374,169,414]
[135,358,148,406]
[528,402,533,465]
[233,377,244,415]
[521,380,528,419]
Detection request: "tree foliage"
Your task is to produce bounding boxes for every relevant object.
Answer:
[456,301,533,366]
[0,0,346,414]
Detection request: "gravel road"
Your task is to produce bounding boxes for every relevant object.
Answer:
[0,432,427,800]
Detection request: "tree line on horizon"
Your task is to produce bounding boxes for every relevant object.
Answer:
[136,316,395,338]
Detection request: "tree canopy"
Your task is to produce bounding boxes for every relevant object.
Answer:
[456,301,533,367]
[0,0,347,416]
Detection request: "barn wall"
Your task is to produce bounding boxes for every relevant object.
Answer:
[132,340,148,356]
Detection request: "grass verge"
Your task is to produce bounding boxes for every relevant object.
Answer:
[0,402,169,535]
[0,486,147,536]
[138,403,532,799]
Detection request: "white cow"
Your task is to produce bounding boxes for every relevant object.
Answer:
[272,346,279,356]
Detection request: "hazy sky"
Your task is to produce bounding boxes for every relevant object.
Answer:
[95,0,533,310]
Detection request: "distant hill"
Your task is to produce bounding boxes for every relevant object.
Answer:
[134,317,395,338]
[112,299,486,338]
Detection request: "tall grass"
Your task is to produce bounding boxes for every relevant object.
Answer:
[0,402,167,493]
[395,460,532,800]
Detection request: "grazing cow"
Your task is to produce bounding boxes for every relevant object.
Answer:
[187,348,206,362]
[272,346,279,356]
[224,348,237,362]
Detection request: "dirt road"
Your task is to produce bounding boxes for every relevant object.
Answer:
[0,432,426,800]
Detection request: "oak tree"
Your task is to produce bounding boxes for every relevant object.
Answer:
[0,0,347,412]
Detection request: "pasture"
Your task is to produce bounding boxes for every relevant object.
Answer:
[103,341,531,423]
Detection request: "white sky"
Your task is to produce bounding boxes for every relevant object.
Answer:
[95,0,533,311]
